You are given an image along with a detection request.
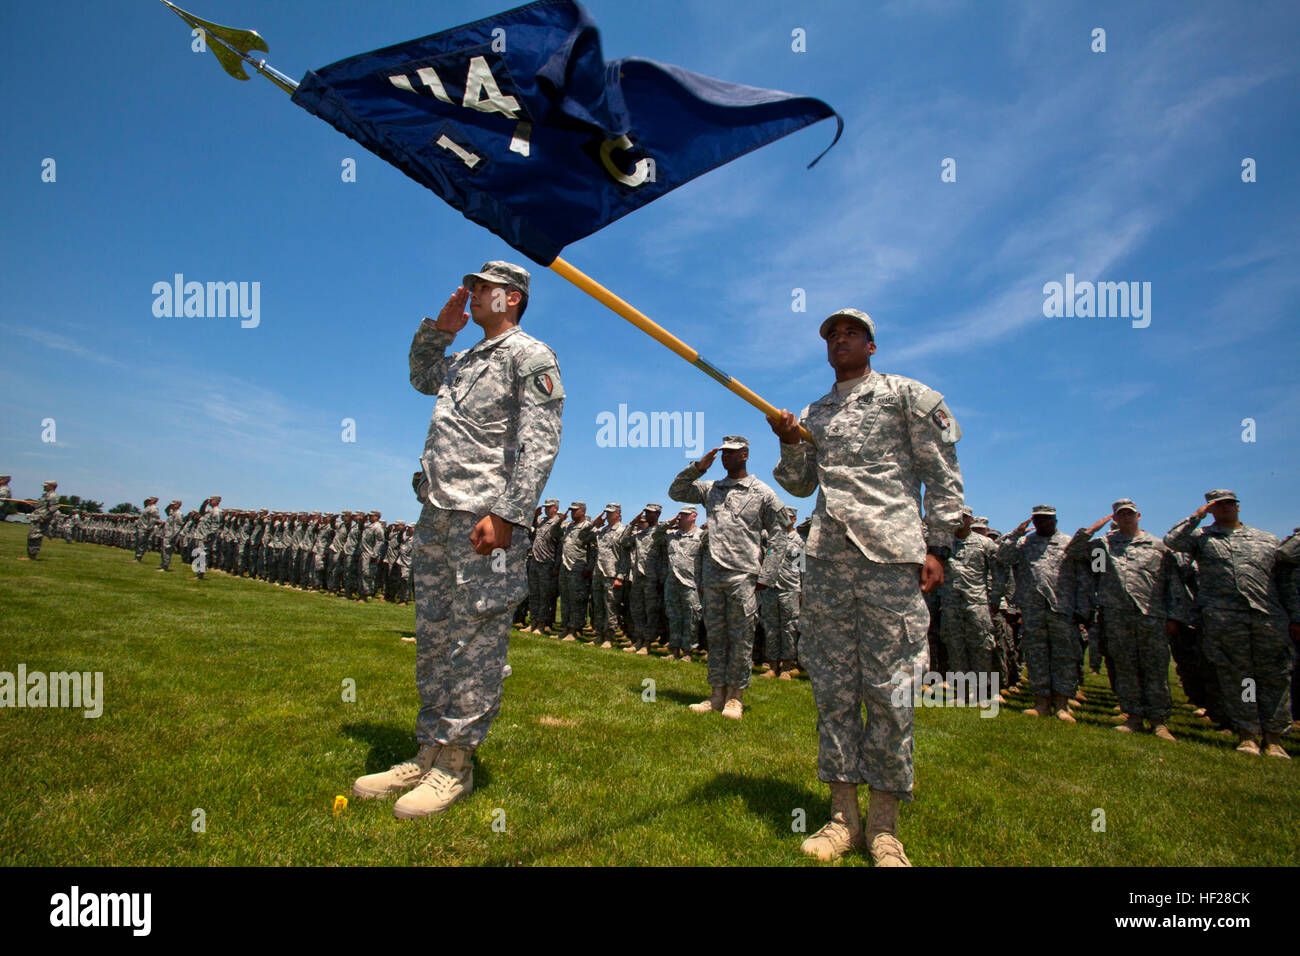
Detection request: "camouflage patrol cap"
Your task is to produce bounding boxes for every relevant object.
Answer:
[1111,498,1138,514]
[1031,505,1056,516]
[463,261,530,299]
[543,498,559,507]
[819,308,875,341]
[720,436,749,450]
[644,504,663,513]
[971,515,990,529]
[43,480,57,487]
[678,505,697,515]
[145,496,159,504]
[605,503,621,512]
[569,501,586,510]
[960,505,973,517]
[1205,489,1239,504]
[369,510,381,517]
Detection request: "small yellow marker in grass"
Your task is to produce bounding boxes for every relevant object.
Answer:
[332,795,348,816]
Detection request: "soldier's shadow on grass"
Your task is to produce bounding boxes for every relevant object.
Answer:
[478,771,820,865]
[393,630,415,640]
[338,721,497,787]
[644,686,709,707]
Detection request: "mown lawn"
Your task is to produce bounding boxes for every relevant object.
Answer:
[1,521,1295,866]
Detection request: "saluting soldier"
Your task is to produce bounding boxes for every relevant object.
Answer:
[351,260,564,818]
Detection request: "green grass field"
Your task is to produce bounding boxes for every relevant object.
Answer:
[1,520,1296,866]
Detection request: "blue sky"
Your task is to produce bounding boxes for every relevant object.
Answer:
[2,0,1296,539]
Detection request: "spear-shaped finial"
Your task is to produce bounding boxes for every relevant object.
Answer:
[158,0,298,94]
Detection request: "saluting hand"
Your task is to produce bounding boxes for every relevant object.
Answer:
[434,287,471,334]
[695,447,720,472]
[1086,514,1113,535]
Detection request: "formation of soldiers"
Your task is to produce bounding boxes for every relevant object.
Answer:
[11,487,417,604]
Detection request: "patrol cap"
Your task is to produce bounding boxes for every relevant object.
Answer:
[971,515,989,529]
[463,260,530,299]
[720,436,749,451]
[569,501,586,510]
[543,498,559,508]
[644,503,663,513]
[1031,505,1057,516]
[43,479,57,487]
[145,496,159,504]
[605,503,621,512]
[960,505,973,518]
[678,505,697,516]
[819,308,876,342]
[1111,498,1138,514]
[369,510,381,517]
[1205,489,1239,504]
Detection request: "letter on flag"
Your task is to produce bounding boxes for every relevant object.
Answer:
[290,0,841,265]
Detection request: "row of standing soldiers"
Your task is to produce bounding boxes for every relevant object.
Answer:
[79,495,416,604]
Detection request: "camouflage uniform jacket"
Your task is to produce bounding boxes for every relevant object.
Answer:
[663,525,705,588]
[560,518,595,572]
[590,521,632,579]
[1164,518,1298,621]
[409,320,564,527]
[669,466,786,586]
[939,531,996,609]
[1067,527,1188,621]
[996,528,1081,616]
[361,520,386,560]
[772,370,963,565]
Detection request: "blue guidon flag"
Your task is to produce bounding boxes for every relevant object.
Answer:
[290,0,841,266]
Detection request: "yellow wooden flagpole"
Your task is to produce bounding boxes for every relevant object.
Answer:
[549,256,814,445]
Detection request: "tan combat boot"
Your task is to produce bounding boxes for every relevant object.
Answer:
[1235,735,1261,755]
[351,744,440,799]
[759,665,777,679]
[689,686,726,714]
[1024,695,1052,717]
[722,686,744,721]
[800,782,864,862]
[866,789,912,867]
[560,631,577,642]
[1262,733,1290,759]
[1114,716,1143,733]
[1053,694,1077,723]
[392,745,474,819]
[1151,723,1177,742]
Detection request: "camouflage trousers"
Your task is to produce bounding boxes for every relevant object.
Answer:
[991,608,1019,687]
[134,529,151,560]
[26,522,48,558]
[801,555,928,799]
[327,553,344,591]
[413,506,527,749]
[159,536,179,570]
[311,552,328,590]
[939,601,995,677]
[527,560,558,629]
[760,587,800,662]
[628,574,663,645]
[592,572,623,638]
[701,560,758,690]
[664,575,701,651]
[361,555,380,597]
[1020,601,1079,696]
[559,568,590,632]
[1202,607,1293,736]
[1106,609,1171,722]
